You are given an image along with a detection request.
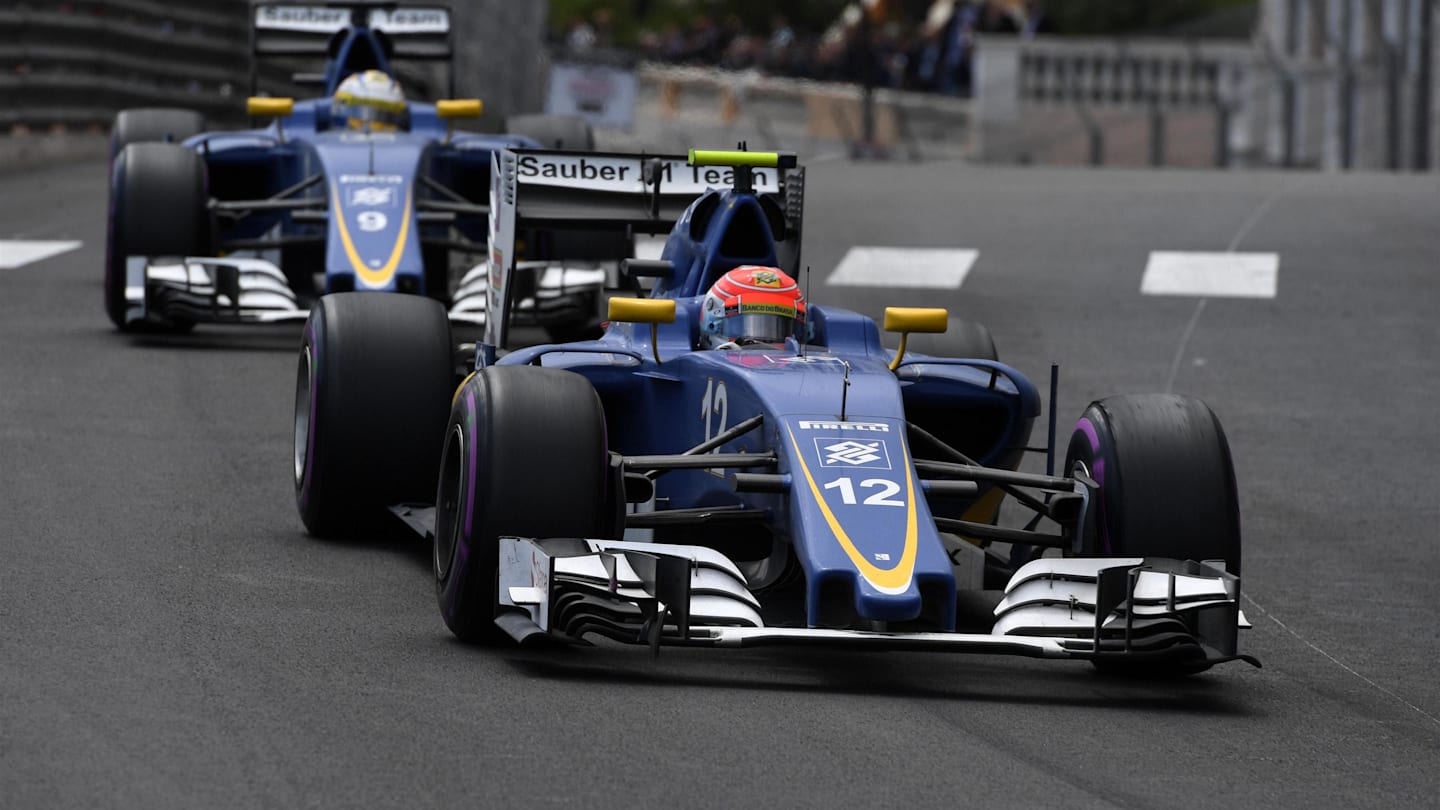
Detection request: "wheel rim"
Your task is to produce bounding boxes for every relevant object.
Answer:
[293,345,313,486]
[434,424,465,581]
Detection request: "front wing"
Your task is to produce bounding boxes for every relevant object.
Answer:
[496,537,1258,670]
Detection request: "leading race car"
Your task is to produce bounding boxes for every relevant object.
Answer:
[105,1,616,338]
[293,147,1257,676]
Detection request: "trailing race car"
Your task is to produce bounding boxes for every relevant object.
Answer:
[293,147,1256,676]
[105,1,616,338]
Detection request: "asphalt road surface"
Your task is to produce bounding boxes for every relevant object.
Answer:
[2,157,1437,809]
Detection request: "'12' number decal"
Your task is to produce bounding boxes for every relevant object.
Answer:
[700,378,728,476]
[823,477,905,507]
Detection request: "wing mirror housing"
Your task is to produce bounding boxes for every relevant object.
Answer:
[247,97,294,142]
[247,97,294,117]
[436,99,483,119]
[608,298,676,364]
[437,99,483,143]
[883,307,948,370]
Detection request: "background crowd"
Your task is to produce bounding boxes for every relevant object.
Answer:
[550,0,1252,97]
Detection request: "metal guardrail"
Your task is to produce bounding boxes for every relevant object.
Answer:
[2,1,262,130]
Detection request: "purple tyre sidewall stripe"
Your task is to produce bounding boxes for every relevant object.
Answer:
[1074,416,1111,555]
[298,317,320,508]
[440,385,478,619]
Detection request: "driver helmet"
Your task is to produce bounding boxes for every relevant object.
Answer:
[700,266,806,348]
[332,70,406,131]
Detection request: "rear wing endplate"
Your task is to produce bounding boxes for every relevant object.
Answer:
[482,148,806,355]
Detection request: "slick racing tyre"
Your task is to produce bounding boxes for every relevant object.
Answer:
[1064,394,1242,675]
[110,108,205,159]
[1064,394,1241,573]
[105,143,211,332]
[295,293,455,538]
[435,366,619,644]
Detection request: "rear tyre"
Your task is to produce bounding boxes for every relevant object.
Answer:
[295,293,455,538]
[110,108,205,157]
[1064,394,1242,675]
[106,143,211,332]
[435,366,617,643]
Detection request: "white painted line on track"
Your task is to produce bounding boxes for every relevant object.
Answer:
[0,240,82,269]
[827,246,979,288]
[1142,251,1278,298]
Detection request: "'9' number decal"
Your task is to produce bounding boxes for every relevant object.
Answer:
[822,477,905,507]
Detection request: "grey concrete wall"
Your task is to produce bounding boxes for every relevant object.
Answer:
[452,0,550,130]
[0,0,553,166]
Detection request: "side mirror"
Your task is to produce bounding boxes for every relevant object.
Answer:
[246,97,294,118]
[436,99,484,119]
[437,99,483,144]
[608,298,676,364]
[608,297,676,324]
[247,97,294,142]
[883,306,948,370]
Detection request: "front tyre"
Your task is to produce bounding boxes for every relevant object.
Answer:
[295,293,454,538]
[1064,394,1242,676]
[106,143,211,331]
[435,366,618,643]
[1064,394,1241,573]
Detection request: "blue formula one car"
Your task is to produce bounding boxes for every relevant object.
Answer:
[105,2,617,338]
[293,147,1257,676]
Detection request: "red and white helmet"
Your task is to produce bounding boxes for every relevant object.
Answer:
[700,266,806,347]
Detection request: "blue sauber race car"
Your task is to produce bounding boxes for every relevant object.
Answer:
[294,147,1257,676]
[105,2,613,338]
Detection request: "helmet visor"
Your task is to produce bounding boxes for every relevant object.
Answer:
[721,312,798,343]
[333,101,405,130]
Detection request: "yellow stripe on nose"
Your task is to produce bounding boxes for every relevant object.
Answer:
[786,426,918,594]
[331,182,412,288]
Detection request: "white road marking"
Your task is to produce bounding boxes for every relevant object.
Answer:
[0,240,82,269]
[1142,250,1279,298]
[828,247,979,288]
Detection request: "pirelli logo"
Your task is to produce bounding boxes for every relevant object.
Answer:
[796,421,889,432]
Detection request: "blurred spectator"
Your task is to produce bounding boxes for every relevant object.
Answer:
[613,0,1034,97]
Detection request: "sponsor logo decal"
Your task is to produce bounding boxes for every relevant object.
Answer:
[518,154,635,183]
[797,420,889,432]
[356,211,388,232]
[752,269,782,287]
[817,439,891,469]
[348,186,394,207]
[371,8,449,33]
[512,155,781,194]
[256,5,347,30]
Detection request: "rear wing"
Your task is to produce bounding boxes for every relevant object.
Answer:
[250,2,453,95]
[482,148,806,356]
